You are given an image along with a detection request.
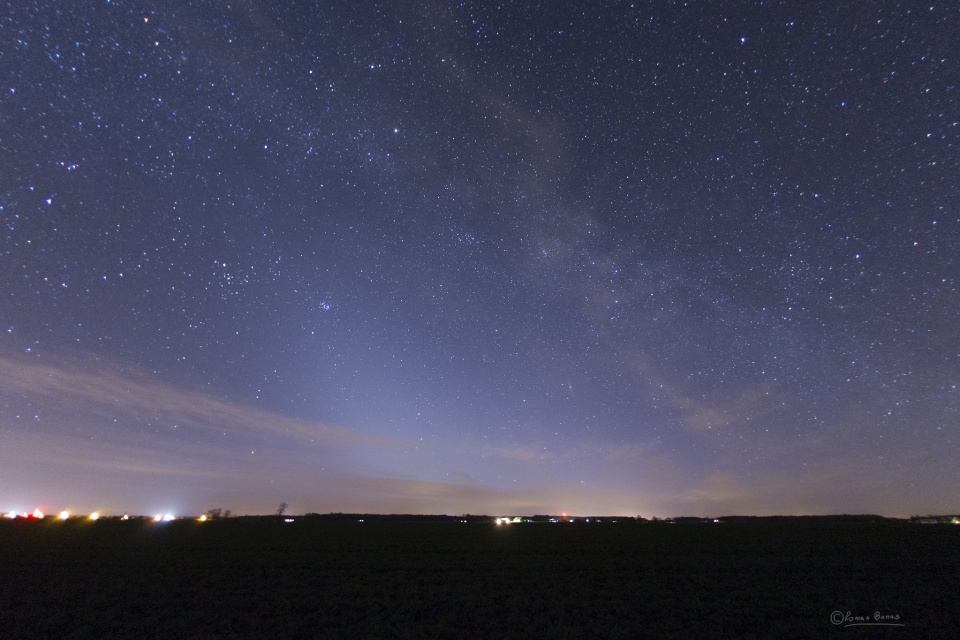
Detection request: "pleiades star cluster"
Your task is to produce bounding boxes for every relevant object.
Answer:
[1,0,957,517]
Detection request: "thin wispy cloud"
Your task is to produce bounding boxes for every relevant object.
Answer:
[0,356,398,448]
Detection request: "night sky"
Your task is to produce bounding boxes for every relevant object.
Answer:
[2,1,958,518]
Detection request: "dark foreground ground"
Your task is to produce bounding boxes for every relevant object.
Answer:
[1,517,957,639]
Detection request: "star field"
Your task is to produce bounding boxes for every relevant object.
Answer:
[1,0,958,517]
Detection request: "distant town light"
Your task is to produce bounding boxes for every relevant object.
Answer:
[121,514,129,520]
[198,514,207,522]
[154,514,163,522]
[32,509,44,519]
[59,511,69,520]
[4,511,16,519]
[284,518,294,523]
[163,513,175,521]
[89,512,99,521]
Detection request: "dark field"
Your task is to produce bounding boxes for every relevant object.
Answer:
[2,518,957,639]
